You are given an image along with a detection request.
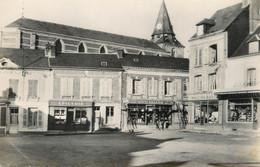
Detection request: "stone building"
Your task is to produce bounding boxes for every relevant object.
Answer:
[187,0,260,131]
[0,0,188,133]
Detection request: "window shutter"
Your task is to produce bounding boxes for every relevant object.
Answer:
[80,78,85,97]
[171,81,176,95]
[203,75,207,91]
[38,110,42,127]
[148,79,152,95]
[108,79,112,97]
[127,77,133,95]
[142,78,147,95]
[60,78,66,97]
[99,79,104,97]
[88,78,93,97]
[28,80,33,97]
[34,80,38,97]
[23,109,27,127]
[176,80,182,98]
[68,78,73,96]
[194,48,198,66]
[159,80,164,95]
[154,80,158,96]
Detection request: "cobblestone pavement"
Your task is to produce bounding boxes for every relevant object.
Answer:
[0,129,259,167]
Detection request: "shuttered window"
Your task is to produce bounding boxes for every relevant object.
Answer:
[80,78,93,98]
[9,79,19,98]
[209,73,217,90]
[247,68,256,86]
[23,108,42,127]
[100,78,112,97]
[148,79,158,96]
[132,79,142,95]
[249,41,259,53]
[60,78,73,98]
[28,80,38,98]
[194,75,202,92]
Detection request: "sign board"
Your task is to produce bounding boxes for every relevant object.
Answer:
[188,94,217,101]
[49,100,93,107]
[128,99,173,105]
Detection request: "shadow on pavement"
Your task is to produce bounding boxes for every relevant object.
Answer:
[139,161,189,167]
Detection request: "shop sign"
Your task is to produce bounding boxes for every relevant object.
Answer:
[49,100,92,107]
[128,99,173,105]
[188,94,217,101]
[218,93,260,100]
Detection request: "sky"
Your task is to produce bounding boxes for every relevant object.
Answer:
[0,0,242,57]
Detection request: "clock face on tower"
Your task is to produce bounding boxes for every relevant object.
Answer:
[156,23,162,30]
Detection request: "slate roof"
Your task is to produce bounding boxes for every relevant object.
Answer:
[231,26,260,57]
[191,3,245,39]
[0,48,49,68]
[0,48,189,71]
[119,54,189,71]
[50,53,122,70]
[7,18,165,52]
[196,18,216,26]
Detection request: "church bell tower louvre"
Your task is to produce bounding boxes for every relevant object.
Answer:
[151,0,184,58]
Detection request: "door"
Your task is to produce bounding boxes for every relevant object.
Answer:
[67,110,74,125]
[0,107,6,126]
[106,107,114,124]
[9,107,19,134]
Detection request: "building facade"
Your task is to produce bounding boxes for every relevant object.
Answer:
[187,0,260,131]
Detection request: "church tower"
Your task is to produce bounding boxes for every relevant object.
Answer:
[151,0,184,58]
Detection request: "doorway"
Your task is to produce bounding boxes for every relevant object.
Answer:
[9,107,19,134]
[106,107,114,124]
[66,108,74,125]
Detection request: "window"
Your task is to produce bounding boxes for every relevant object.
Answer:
[54,108,66,124]
[171,49,176,57]
[209,44,217,64]
[60,78,73,98]
[10,108,19,125]
[80,78,93,98]
[148,78,158,96]
[208,73,217,90]
[247,68,256,86]
[132,79,142,94]
[28,80,38,98]
[164,81,172,95]
[100,78,112,97]
[195,48,203,66]
[75,108,87,124]
[197,25,204,36]
[249,41,259,53]
[138,51,145,55]
[55,39,63,53]
[23,108,42,127]
[194,75,202,92]
[100,46,107,53]
[9,79,19,98]
[183,79,189,97]
[228,99,254,122]
[78,42,87,53]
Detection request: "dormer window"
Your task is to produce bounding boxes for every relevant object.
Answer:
[196,18,215,36]
[197,25,204,36]
[249,41,260,53]
[78,42,87,53]
[99,46,107,53]
[101,62,107,66]
[54,39,64,53]
[1,61,7,67]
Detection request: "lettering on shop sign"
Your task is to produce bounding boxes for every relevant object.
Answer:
[188,94,217,101]
[49,100,92,107]
[129,100,173,105]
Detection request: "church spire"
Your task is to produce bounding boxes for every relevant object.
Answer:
[152,0,175,36]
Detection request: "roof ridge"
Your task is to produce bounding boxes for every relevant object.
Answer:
[10,17,154,44]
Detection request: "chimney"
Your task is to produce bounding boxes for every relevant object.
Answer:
[116,49,124,59]
[45,42,55,58]
[249,0,260,34]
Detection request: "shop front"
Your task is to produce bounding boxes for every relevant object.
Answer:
[127,100,174,126]
[217,92,260,130]
[48,100,93,132]
[187,93,222,126]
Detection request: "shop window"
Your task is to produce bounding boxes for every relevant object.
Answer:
[247,68,256,86]
[78,42,87,53]
[54,108,66,124]
[28,80,38,99]
[194,75,202,92]
[23,108,42,127]
[75,109,87,124]
[148,79,158,96]
[209,44,217,64]
[9,79,19,98]
[10,107,19,125]
[60,78,73,99]
[94,106,100,111]
[132,79,142,95]
[99,78,112,98]
[208,73,217,90]
[249,41,259,53]
[228,100,254,122]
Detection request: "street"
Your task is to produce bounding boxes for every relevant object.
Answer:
[0,130,259,167]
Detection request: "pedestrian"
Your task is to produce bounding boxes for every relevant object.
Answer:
[156,119,160,130]
[161,119,165,131]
